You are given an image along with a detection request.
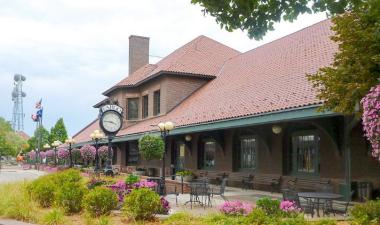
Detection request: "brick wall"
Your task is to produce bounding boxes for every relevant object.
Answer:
[129,35,149,75]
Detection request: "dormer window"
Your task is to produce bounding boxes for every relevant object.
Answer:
[142,95,149,118]
[153,90,160,116]
[127,98,139,120]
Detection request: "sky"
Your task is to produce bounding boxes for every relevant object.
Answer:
[0,0,328,137]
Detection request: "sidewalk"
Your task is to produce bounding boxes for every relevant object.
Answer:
[0,219,35,225]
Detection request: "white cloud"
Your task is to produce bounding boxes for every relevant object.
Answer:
[0,0,327,136]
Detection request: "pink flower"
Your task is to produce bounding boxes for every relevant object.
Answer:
[280,200,300,213]
[57,148,69,159]
[80,145,96,161]
[361,84,380,161]
[98,146,111,159]
[45,149,55,158]
[219,201,253,215]
[134,180,158,188]
[28,150,36,160]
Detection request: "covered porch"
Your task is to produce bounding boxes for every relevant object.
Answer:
[113,106,380,201]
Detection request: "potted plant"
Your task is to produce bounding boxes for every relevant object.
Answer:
[175,170,193,182]
[133,167,146,176]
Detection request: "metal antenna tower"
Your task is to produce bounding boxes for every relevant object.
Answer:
[12,74,26,131]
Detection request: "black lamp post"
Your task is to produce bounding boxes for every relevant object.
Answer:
[51,140,61,166]
[157,121,174,195]
[43,143,50,165]
[90,130,104,173]
[105,135,114,175]
[65,137,75,168]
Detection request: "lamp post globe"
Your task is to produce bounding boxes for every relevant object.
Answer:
[90,130,104,173]
[65,137,75,168]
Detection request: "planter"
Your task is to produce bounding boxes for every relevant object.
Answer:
[133,170,145,176]
[175,175,193,182]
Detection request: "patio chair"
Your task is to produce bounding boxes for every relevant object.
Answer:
[323,191,354,217]
[210,177,228,202]
[188,182,211,209]
[242,174,254,190]
[298,196,315,218]
[282,189,300,206]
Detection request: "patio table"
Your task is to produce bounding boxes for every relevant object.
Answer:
[185,181,211,209]
[298,192,343,217]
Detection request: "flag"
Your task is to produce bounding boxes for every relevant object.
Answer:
[35,99,42,109]
[31,114,38,122]
[36,108,43,118]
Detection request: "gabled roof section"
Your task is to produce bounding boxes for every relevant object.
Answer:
[103,35,240,95]
[72,119,99,144]
[117,19,338,136]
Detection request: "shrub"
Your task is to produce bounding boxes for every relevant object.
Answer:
[95,216,113,225]
[125,174,140,185]
[138,134,164,160]
[40,209,66,225]
[256,197,281,216]
[350,199,380,225]
[83,187,118,217]
[175,170,193,177]
[0,181,38,223]
[29,176,57,207]
[314,219,337,225]
[52,168,82,186]
[163,212,198,225]
[219,200,253,215]
[55,181,87,214]
[87,178,106,189]
[123,188,161,220]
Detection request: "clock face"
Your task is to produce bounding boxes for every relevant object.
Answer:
[101,111,122,133]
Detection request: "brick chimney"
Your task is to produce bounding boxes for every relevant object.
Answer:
[129,35,149,75]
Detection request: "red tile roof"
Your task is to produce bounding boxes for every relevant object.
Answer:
[75,19,337,143]
[103,35,240,95]
[73,119,99,143]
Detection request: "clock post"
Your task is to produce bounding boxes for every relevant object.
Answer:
[99,104,123,176]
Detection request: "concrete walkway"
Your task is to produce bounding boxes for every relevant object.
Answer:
[166,186,282,216]
[0,219,35,225]
[0,166,46,184]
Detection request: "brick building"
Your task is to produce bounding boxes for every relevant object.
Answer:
[73,20,380,197]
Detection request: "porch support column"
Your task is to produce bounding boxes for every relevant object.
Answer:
[343,115,359,201]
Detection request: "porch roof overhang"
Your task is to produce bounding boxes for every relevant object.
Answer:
[73,105,339,147]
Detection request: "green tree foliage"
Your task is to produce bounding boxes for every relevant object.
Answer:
[28,126,50,151]
[309,0,380,114]
[0,117,27,157]
[49,118,68,143]
[191,0,363,40]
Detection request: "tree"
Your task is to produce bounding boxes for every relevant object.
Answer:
[308,0,380,114]
[191,0,363,40]
[49,118,68,143]
[0,117,27,157]
[28,126,50,151]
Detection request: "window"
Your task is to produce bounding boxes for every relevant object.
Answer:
[175,142,185,171]
[127,98,139,120]
[240,136,257,169]
[142,95,148,118]
[153,90,160,116]
[203,140,216,169]
[127,141,139,165]
[292,132,319,175]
